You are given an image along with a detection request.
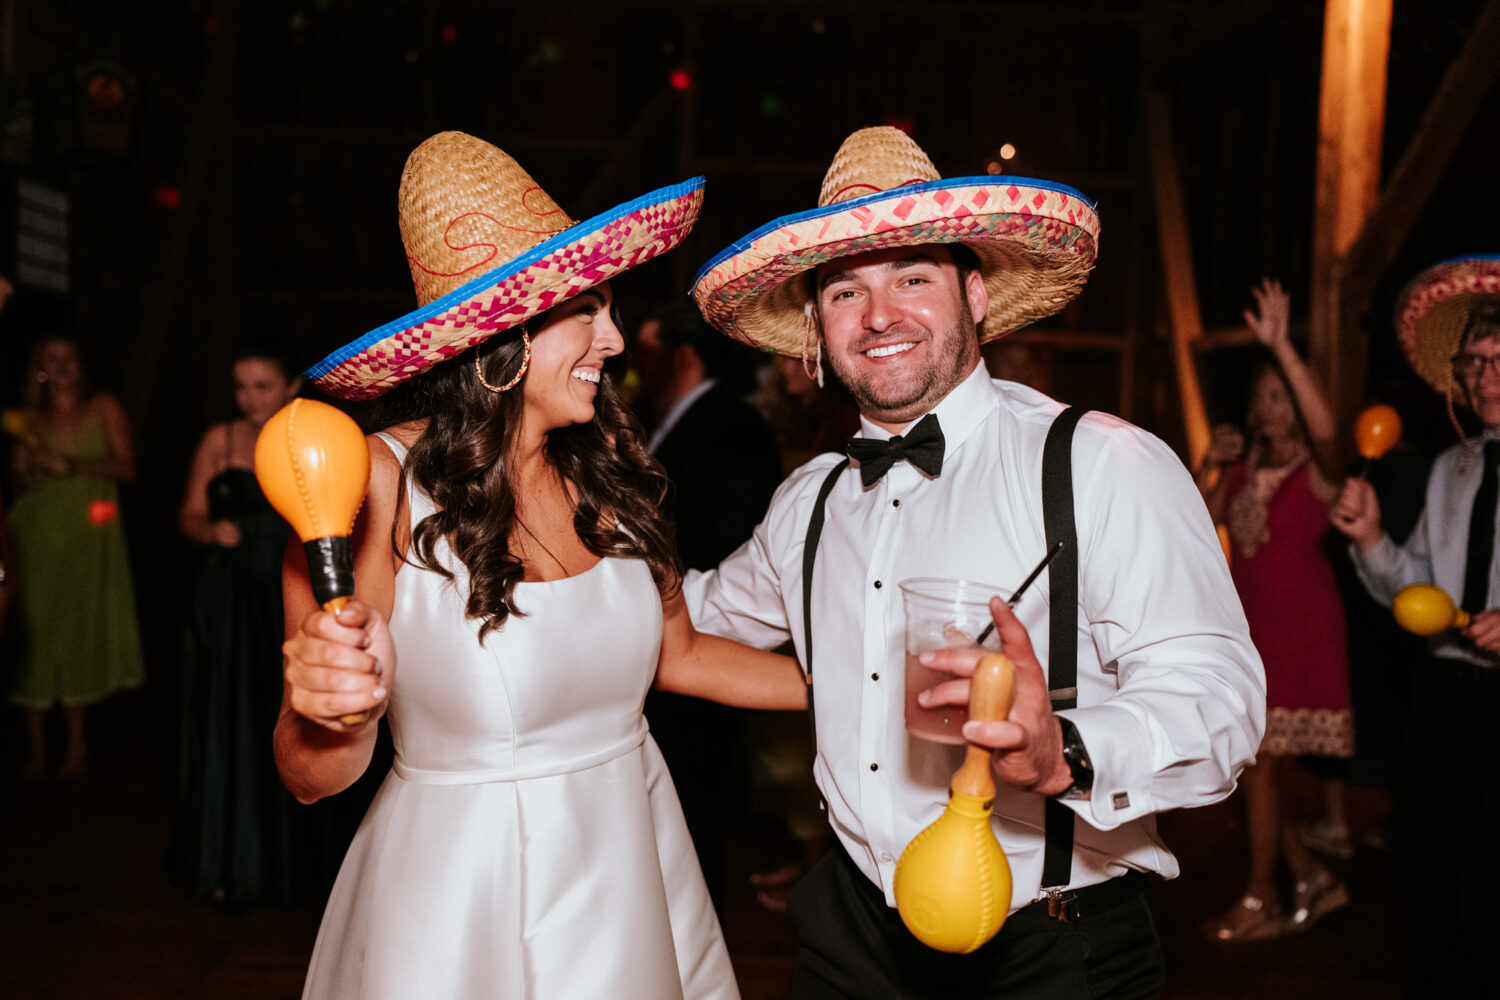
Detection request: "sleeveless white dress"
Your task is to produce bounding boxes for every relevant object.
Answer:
[301,435,738,999]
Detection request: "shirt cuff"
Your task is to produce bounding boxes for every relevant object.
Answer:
[1057,705,1155,830]
[1350,534,1400,595]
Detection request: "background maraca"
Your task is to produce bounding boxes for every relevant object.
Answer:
[1391,583,1469,637]
[1353,404,1403,477]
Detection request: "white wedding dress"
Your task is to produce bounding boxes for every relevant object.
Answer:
[301,435,738,999]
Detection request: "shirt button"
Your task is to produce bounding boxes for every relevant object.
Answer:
[880,852,894,863]
[873,580,883,589]
[869,762,879,771]
[892,499,901,508]
[871,672,880,681]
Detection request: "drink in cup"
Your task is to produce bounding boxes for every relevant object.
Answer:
[899,578,1003,744]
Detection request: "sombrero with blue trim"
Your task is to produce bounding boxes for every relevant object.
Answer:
[308,131,705,400]
[1395,254,1500,398]
[691,126,1100,356]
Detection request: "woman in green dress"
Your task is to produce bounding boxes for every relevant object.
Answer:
[8,336,144,777]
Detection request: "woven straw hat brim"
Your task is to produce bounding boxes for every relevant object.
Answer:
[1395,255,1500,398]
[692,176,1099,356]
[308,177,705,400]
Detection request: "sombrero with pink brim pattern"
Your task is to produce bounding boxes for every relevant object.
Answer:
[1395,255,1500,398]
[691,126,1100,356]
[307,131,705,400]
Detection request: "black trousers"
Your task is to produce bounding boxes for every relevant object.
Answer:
[1393,658,1500,999]
[787,844,1165,1000]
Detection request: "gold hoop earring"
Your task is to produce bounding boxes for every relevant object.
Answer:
[476,324,532,393]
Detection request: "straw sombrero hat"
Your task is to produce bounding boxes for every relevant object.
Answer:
[308,131,705,400]
[691,126,1100,356]
[1395,255,1500,398]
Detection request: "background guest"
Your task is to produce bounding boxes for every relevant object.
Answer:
[168,340,304,906]
[6,335,144,779]
[1331,258,1500,996]
[1196,279,1352,940]
[632,301,784,912]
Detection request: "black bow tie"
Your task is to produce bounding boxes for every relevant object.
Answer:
[845,413,946,487]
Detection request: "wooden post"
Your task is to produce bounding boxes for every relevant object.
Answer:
[1342,0,1500,320]
[1309,0,1392,427]
[1143,87,1211,468]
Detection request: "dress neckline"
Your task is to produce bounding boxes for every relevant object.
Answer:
[515,553,608,588]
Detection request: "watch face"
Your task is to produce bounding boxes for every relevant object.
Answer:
[1059,717,1094,794]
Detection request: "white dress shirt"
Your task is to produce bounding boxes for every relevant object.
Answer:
[684,364,1266,912]
[1351,433,1500,667]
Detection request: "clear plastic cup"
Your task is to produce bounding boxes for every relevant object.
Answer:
[899,577,1004,744]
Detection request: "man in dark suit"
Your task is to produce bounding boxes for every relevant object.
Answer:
[633,303,784,912]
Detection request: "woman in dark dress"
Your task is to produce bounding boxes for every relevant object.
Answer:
[169,343,302,905]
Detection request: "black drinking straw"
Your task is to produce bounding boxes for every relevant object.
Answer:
[974,540,1065,646]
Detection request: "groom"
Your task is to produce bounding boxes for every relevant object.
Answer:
[684,127,1265,998]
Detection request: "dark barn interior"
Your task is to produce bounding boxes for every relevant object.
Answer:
[1,1,1497,996]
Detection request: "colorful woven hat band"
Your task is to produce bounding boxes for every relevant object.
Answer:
[307,131,705,400]
[1395,255,1500,398]
[691,126,1100,356]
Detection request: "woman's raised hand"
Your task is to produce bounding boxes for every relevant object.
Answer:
[283,598,393,731]
[1244,278,1291,351]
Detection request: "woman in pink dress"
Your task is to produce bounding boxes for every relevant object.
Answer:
[1196,279,1353,941]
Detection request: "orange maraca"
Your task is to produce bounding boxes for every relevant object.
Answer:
[1354,404,1402,477]
[893,652,1015,953]
[1392,583,1470,636]
[255,399,371,724]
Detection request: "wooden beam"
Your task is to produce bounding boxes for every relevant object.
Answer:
[1308,0,1392,428]
[1006,330,1124,353]
[1341,0,1500,311]
[1143,86,1212,467]
[124,0,240,425]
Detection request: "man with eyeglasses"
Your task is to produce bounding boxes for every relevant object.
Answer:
[1330,256,1500,997]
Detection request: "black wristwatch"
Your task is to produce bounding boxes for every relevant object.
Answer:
[1054,716,1094,800]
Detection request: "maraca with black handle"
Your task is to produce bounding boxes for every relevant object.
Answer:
[255,398,371,725]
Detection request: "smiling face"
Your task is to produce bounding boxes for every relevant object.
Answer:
[37,339,82,390]
[1456,325,1500,432]
[1247,367,1299,443]
[233,357,300,428]
[813,245,986,430]
[520,284,624,435]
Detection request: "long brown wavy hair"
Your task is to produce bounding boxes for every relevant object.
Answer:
[373,316,679,640]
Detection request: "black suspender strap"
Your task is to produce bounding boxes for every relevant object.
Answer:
[796,406,1087,892]
[801,458,851,754]
[1041,405,1088,892]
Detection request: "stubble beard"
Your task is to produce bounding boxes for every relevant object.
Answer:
[824,298,980,424]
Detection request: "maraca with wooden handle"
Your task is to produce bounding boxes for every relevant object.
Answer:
[1392,583,1470,636]
[893,652,1015,954]
[254,399,372,725]
[1353,404,1402,478]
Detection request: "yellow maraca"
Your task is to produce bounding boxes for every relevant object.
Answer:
[255,399,371,724]
[1353,404,1402,478]
[1392,583,1470,636]
[893,652,1015,954]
